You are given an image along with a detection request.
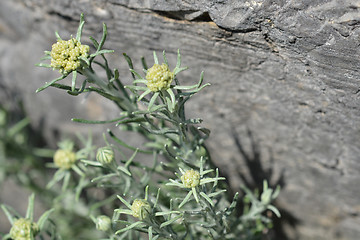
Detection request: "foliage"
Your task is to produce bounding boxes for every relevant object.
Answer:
[1,14,280,240]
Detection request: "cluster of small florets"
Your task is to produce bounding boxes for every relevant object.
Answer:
[146,63,174,92]
[181,169,200,188]
[53,149,77,169]
[131,199,151,220]
[50,38,89,74]
[10,218,39,240]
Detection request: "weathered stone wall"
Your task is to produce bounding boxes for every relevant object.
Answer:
[1,0,360,239]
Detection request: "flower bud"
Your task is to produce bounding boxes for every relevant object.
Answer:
[131,199,151,220]
[95,215,111,231]
[53,149,77,169]
[96,146,115,165]
[146,63,174,92]
[10,218,39,240]
[181,169,200,188]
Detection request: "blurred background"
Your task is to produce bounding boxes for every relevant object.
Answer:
[1,0,360,239]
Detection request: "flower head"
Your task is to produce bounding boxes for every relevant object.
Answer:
[50,38,89,74]
[95,215,111,231]
[146,63,174,92]
[10,218,39,240]
[53,149,77,169]
[181,169,200,188]
[131,199,151,220]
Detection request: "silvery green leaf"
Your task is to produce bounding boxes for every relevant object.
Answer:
[160,214,183,228]
[36,63,51,67]
[97,23,108,51]
[199,192,214,207]
[1,205,15,225]
[207,190,227,198]
[81,160,103,167]
[90,49,114,58]
[115,221,146,234]
[36,75,67,93]
[37,209,55,231]
[153,51,159,65]
[76,13,85,42]
[200,177,225,185]
[267,205,281,218]
[178,191,192,209]
[155,211,181,216]
[117,195,132,209]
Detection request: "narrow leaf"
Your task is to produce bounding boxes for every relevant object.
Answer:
[81,160,103,167]
[207,190,227,198]
[90,49,114,58]
[37,209,55,230]
[36,75,67,93]
[199,192,214,207]
[192,187,199,203]
[117,195,132,209]
[125,148,139,168]
[160,214,183,228]
[25,194,35,220]
[138,89,151,102]
[76,13,85,42]
[89,36,99,49]
[36,63,51,68]
[115,221,145,234]
[268,205,281,218]
[155,211,181,216]
[162,50,168,65]
[176,49,181,69]
[98,23,108,51]
[148,92,159,110]
[153,51,159,65]
[123,53,135,79]
[1,205,15,225]
[55,31,62,41]
[72,116,127,124]
[178,191,192,209]
[117,166,132,176]
[141,56,148,70]
[71,71,77,92]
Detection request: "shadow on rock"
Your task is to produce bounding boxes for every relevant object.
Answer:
[230,128,300,240]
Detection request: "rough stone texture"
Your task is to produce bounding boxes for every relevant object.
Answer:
[1,0,360,239]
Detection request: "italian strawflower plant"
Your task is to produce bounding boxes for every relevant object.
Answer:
[1,13,283,239]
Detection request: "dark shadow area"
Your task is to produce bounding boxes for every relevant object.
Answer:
[152,10,212,22]
[231,128,300,240]
[0,80,51,192]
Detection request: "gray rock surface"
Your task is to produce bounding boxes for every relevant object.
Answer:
[1,0,360,239]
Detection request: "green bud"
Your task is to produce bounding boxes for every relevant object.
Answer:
[95,215,111,231]
[96,146,115,165]
[10,218,39,240]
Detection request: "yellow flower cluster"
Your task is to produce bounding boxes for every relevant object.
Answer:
[131,199,151,220]
[181,169,200,188]
[10,218,39,240]
[146,64,174,92]
[50,38,89,74]
[53,149,77,169]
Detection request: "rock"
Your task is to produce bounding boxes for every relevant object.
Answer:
[1,0,360,239]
